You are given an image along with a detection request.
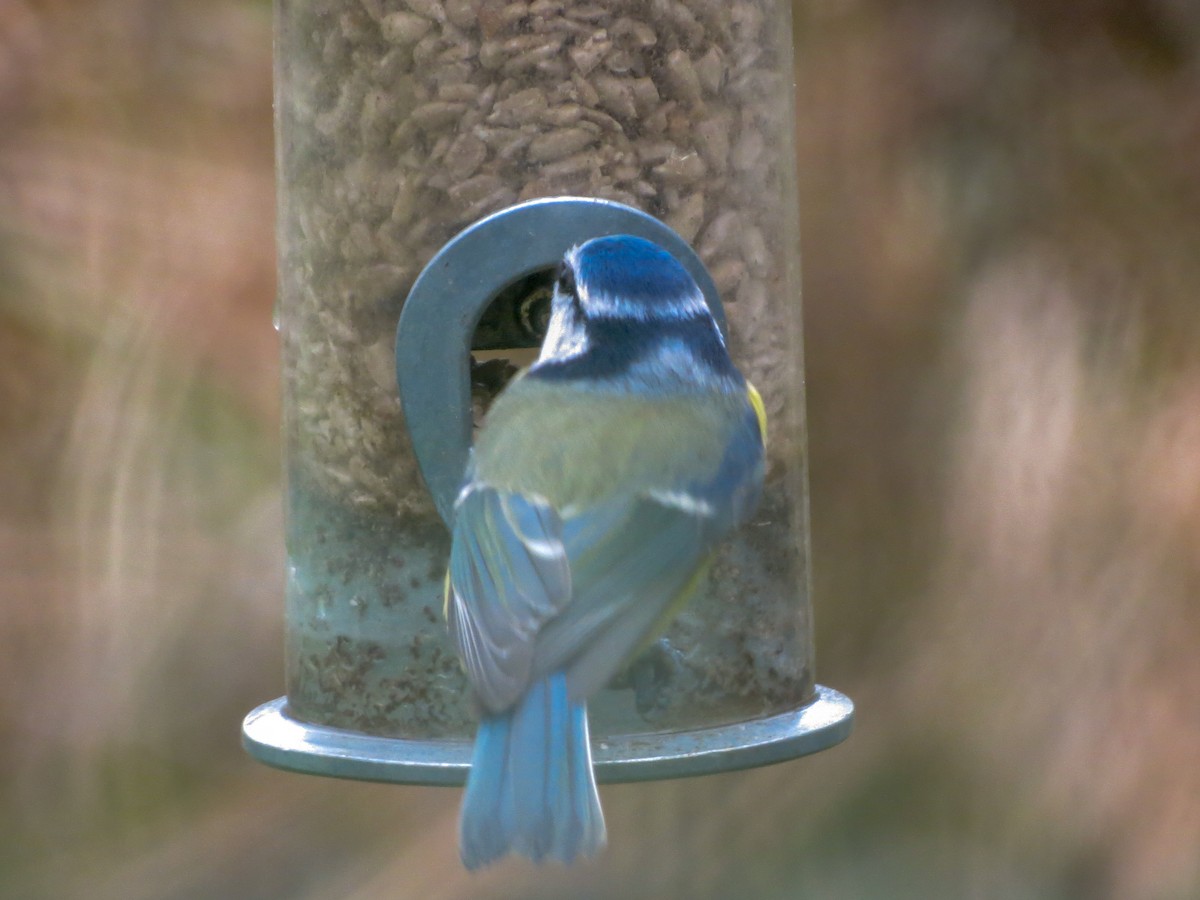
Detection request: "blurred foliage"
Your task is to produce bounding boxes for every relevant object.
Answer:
[2,0,1199,898]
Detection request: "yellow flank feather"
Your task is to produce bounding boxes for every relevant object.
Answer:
[746,381,768,448]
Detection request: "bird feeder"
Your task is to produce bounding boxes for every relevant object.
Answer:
[244,0,852,785]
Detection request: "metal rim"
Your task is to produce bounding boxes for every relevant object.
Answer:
[242,685,853,787]
[394,196,724,525]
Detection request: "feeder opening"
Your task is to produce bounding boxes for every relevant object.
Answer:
[470,266,556,425]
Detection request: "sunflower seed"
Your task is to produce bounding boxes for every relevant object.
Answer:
[741,224,771,277]
[591,74,637,121]
[660,48,702,105]
[630,77,661,117]
[611,17,658,49]
[652,150,706,185]
[569,33,610,76]
[488,86,549,124]
[526,127,597,163]
[444,0,474,28]
[665,191,705,243]
[694,45,726,95]
[566,4,608,23]
[380,11,433,45]
[447,173,505,206]
[695,109,732,172]
[731,126,764,172]
[409,100,467,131]
[443,134,488,180]
[708,256,747,296]
[404,0,445,22]
[698,209,744,260]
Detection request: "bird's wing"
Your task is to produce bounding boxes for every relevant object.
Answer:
[446,487,572,713]
[450,390,765,711]
[534,399,765,701]
[531,494,709,702]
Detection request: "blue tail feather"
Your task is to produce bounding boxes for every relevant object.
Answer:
[459,673,606,869]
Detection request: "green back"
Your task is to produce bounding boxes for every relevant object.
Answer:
[473,377,743,509]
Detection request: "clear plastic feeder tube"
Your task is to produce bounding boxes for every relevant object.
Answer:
[253,0,851,782]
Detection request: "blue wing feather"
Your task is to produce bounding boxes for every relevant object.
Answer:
[447,488,571,712]
[530,402,763,698]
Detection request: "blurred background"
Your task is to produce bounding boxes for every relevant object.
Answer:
[3,0,1199,897]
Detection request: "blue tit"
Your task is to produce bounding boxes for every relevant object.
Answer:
[445,234,767,869]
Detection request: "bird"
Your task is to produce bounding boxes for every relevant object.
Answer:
[444,234,767,869]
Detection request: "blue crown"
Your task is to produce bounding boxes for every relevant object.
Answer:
[572,236,706,320]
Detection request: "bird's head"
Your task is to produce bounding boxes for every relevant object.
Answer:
[533,235,738,392]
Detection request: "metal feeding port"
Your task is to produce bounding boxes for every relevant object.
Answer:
[396,197,724,525]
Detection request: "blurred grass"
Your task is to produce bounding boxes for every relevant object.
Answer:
[2,0,1200,898]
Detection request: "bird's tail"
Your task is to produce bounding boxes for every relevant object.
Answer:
[459,673,606,869]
